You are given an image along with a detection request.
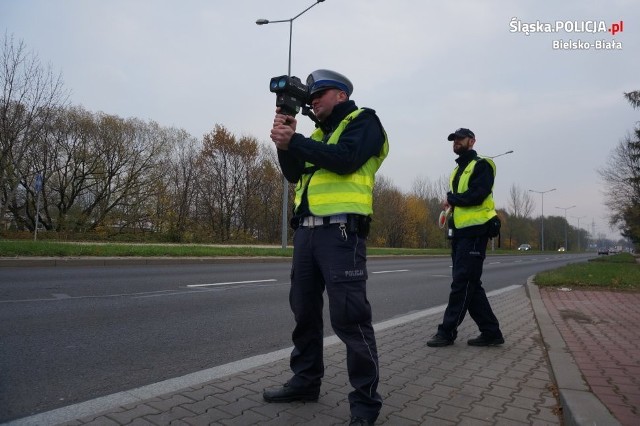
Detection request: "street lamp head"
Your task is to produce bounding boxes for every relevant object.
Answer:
[555,204,576,210]
[487,150,514,159]
[256,19,269,25]
[529,188,555,193]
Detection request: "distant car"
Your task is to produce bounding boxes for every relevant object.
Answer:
[597,247,609,255]
[517,244,532,251]
[558,247,565,252]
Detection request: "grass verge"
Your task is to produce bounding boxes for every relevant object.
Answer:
[0,240,452,258]
[535,252,640,291]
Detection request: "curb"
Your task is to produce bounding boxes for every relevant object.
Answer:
[0,255,441,268]
[525,276,621,426]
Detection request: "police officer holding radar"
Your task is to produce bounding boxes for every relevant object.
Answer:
[263,69,389,426]
[426,128,505,348]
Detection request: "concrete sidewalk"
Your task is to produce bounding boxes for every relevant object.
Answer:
[7,280,635,425]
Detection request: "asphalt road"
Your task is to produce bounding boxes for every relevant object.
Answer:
[0,253,594,422]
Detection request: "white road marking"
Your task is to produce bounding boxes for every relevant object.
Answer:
[372,269,409,274]
[186,279,277,288]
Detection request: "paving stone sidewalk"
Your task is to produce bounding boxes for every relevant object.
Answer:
[50,286,561,426]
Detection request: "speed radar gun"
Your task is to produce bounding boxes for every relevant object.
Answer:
[269,75,321,125]
[269,75,309,116]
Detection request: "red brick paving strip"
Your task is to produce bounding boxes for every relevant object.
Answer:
[540,288,640,426]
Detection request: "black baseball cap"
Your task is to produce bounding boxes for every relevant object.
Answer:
[447,128,475,141]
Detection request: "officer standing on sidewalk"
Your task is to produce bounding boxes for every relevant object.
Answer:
[427,128,505,348]
[262,69,389,426]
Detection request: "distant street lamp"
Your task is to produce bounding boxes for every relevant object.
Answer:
[257,1,326,249]
[555,205,576,250]
[486,150,514,159]
[571,215,586,252]
[528,188,556,251]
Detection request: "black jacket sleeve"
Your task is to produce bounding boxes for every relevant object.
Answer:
[286,111,385,175]
[277,149,305,183]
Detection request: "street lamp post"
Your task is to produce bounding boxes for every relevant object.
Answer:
[571,215,586,252]
[485,150,513,251]
[33,173,43,241]
[528,188,556,251]
[257,0,326,249]
[555,205,576,250]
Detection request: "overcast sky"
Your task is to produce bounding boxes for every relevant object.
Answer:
[2,0,638,240]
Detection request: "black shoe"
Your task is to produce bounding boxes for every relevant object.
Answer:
[349,416,375,425]
[426,334,454,347]
[263,381,319,403]
[467,334,505,346]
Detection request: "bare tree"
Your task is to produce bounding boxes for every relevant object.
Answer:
[507,184,535,218]
[599,127,640,243]
[241,144,284,243]
[0,33,67,226]
[53,113,170,231]
[105,119,173,232]
[197,125,264,242]
[38,106,96,231]
[371,175,408,247]
[157,128,200,240]
[410,175,449,248]
[625,90,640,110]
[502,184,536,248]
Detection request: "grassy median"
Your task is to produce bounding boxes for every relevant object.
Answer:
[535,252,640,290]
[0,239,452,258]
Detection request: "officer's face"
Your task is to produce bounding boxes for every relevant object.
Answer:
[452,137,475,155]
[310,89,347,122]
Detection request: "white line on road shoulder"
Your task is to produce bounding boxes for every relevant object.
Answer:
[186,279,277,288]
[9,285,522,426]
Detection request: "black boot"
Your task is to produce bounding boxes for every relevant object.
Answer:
[467,334,505,346]
[426,334,454,347]
[263,381,320,403]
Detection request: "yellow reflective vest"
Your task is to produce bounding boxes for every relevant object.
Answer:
[294,108,389,216]
[449,157,497,228]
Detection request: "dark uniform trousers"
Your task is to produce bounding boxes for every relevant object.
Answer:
[437,234,502,341]
[288,224,382,420]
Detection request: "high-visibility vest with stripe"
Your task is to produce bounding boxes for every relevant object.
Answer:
[294,108,389,216]
[449,157,497,228]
